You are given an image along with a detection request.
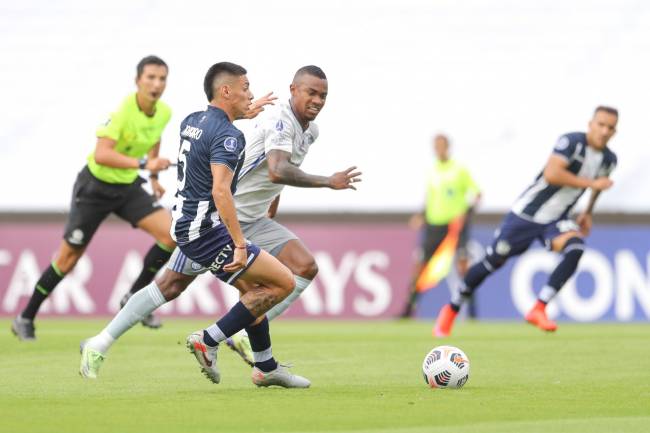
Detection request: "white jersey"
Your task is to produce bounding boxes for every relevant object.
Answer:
[234,101,319,222]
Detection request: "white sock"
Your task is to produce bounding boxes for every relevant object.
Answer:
[87,282,166,354]
[205,324,227,344]
[87,330,115,354]
[538,285,558,304]
[266,275,312,321]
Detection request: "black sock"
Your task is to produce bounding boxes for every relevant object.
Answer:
[246,317,277,372]
[21,263,65,320]
[544,239,584,301]
[129,243,173,295]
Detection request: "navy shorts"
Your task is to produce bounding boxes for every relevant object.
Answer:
[176,226,261,284]
[490,212,579,258]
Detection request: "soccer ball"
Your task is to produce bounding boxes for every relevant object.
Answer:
[422,345,470,389]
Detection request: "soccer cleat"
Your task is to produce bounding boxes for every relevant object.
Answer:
[120,292,162,329]
[11,315,36,341]
[225,331,254,367]
[186,331,220,384]
[433,304,458,338]
[251,364,311,388]
[79,344,106,379]
[525,305,557,332]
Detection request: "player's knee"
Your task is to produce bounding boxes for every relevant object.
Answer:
[158,234,176,251]
[562,237,585,260]
[275,267,295,300]
[293,257,318,280]
[157,272,191,301]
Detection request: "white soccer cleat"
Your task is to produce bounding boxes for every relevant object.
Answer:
[79,343,106,379]
[186,331,221,384]
[251,364,311,388]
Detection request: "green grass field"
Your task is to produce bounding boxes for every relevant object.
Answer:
[1,319,648,433]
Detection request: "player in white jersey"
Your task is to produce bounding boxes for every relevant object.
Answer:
[80,65,361,380]
[434,106,618,337]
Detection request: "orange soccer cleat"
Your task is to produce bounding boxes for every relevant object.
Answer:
[525,301,558,332]
[433,304,458,338]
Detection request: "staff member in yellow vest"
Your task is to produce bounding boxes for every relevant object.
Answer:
[12,56,175,340]
[401,134,481,318]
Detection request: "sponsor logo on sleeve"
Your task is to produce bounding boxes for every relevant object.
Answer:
[275,120,284,131]
[224,137,238,152]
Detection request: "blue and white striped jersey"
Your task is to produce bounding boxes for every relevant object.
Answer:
[171,106,246,245]
[511,132,617,224]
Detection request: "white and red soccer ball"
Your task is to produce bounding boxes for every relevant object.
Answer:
[422,345,470,389]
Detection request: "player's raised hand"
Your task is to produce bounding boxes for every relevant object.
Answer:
[590,177,613,191]
[328,166,363,190]
[243,92,278,119]
[146,157,172,172]
[223,247,248,273]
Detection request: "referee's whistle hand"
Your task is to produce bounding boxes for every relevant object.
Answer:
[146,157,172,172]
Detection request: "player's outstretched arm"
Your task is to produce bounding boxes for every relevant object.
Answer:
[543,155,612,191]
[94,137,171,172]
[267,150,362,189]
[211,163,247,272]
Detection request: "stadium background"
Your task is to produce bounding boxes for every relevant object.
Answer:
[1,0,649,322]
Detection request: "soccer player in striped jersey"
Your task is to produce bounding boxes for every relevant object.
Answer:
[81,62,322,388]
[434,106,618,336]
[80,66,360,385]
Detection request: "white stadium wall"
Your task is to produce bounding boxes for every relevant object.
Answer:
[1,0,650,213]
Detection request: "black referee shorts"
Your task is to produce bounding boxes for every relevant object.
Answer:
[418,219,471,263]
[63,166,162,247]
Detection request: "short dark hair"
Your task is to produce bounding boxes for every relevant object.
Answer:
[203,62,247,101]
[293,65,327,82]
[594,106,618,117]
[136,55,168,78]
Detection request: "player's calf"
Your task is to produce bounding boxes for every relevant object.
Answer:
[526,236,584,332]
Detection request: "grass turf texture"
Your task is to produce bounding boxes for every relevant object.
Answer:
[0,320,648,433]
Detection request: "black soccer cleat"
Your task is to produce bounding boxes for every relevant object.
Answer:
[11,315,36,341]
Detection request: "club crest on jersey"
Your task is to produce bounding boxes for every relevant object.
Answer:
[554,136,570,151]
[275,120,284,131]
[224,137,238,152]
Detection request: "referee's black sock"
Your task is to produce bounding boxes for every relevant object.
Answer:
[128,242,173,295]
[21,263,65,320]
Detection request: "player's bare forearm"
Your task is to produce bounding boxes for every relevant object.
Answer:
[210,163,246,247]
[584,190,601,215]
[212,187,245,246]
[269,159,329,187]
[266,150,362,190]
[544,165,592,189]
